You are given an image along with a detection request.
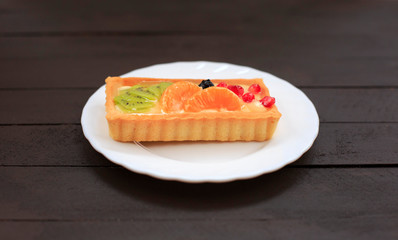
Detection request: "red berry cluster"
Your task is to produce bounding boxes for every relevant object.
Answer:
[217,82,275,108]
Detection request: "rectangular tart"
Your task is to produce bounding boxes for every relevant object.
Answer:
[105,77,281,142]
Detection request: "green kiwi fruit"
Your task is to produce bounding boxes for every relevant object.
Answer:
[147,82,173,98]
[159,82,173,93]
[147,85,161,97]
[114,94,155,113]
[114,82,173,113]
[129,86,158,100]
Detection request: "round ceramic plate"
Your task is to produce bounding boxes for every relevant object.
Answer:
[81,61,319,183]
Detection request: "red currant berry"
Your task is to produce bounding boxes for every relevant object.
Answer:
[248,84,261,94]
[227,85,244,97]
[217,82,228,88]
[242,93,255,103]
[260,96,275,107]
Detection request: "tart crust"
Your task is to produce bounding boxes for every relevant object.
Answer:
[105,77,281,142]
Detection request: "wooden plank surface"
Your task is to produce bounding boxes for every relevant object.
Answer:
[1,0,396,35]
[0,125,111,167]
[1,123,397,166]
[1,219,397,240]
[0,89,94,124]
[0,167,397,220]
[0,88,397,124]
[1,35,397,88]
[1,0,397,239]
[297,123,398,165]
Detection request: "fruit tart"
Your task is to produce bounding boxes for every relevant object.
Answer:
[105,77,281,142]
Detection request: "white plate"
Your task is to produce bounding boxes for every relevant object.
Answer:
[81,61,319,183]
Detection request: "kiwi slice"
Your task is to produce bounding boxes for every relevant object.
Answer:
[147,82,172,98]
[118,105,152,113]
[147,85,161,97]
[159,82,173,93]
[114,94,155,113]
[114,82,173,113]
[129,86,158,100]
[118,85,142,93]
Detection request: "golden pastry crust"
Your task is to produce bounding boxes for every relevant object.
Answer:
[105,77,281,142]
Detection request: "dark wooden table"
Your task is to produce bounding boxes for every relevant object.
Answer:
[1,0,397,239]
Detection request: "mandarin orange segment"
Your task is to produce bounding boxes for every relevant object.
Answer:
[185,87,242,112]
[160,81,202,113]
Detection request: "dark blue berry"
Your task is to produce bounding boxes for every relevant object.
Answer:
[199,79,214,89]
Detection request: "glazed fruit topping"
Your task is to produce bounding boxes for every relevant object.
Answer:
[227,85,244,97]
[199,79,214,89]
[248,84,261,94]
[185,87,241,112]
[161,81,201,113]
[260,96,275,108]
[114,82,172,113]
[217,82,228,88]
[242,93,255,103]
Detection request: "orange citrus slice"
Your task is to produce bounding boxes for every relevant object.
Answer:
[160,81,202,113]
[185,87,242,112]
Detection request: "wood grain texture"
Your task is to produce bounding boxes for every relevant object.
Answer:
[0,125,112,166]
[1,0,397,239]
[1,219,397,240]
[297,123,398,165]
[301,88,398,123]
[0,89,93,124]
[1,123,397,166]
[1,0,396,35]
[0,167,397,221]
[0,88,397,124]
[0,35,397,88]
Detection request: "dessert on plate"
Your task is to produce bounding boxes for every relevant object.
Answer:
[105,77,281,142]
